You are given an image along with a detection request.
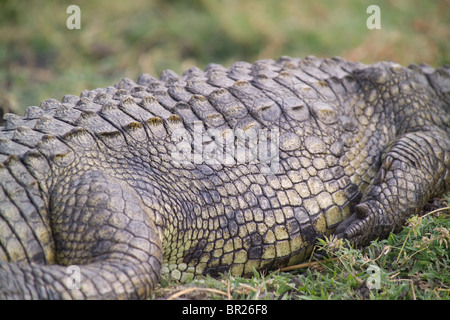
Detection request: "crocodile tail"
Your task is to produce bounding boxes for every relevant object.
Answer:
[0,259,158,299]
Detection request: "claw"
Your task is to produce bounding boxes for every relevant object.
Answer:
[334,205,370,246]
[344,223,360,239]
[335,213,357,237]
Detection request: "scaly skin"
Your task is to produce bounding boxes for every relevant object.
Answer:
[0,56,449,299]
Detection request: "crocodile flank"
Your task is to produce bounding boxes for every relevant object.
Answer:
[0,56,449,299]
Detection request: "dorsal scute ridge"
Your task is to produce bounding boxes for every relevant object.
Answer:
[34,115,75,136]
[0,55,391,160]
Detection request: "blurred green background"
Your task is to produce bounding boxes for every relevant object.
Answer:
[0,0,448,116]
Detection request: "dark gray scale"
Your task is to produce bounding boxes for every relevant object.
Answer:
[94,130,127,151]
[182,67,207,82]
[228,80,281,125]
[121,122,148,144]
[340,75,361,94]
[325,76,352,101]
[273,69,320,102]
[162,114,188,141]
[351,65,386,86]
[207,88,248,127]
[92,92,112,105]
[12,127,45,148]
[304,80,340,102]
[36,135,73,163]
[168,84,193,102]
[145,116,168,139]
[315,58,360,103]
[285,62,324,83]
[98,100,140,129]
[234,115,262,133]
[118,96,155,123]
[250,59,282,78]
[129,85,150,99]
[73,97,102,113]
[0,136,30,158]
[185,79,217,97]
[24,106,45,120]
[227,61,253,81]
[61,94,80,105]
[276,56,302,67]
[114,78,148,99]
[160,69,182,86]
[206,68,235,88]
[62,127,96,150]
[145,80,168,93]
[105,86,118,95]
[186,95,234,164]
[204,63,229,85]
[40,99,61,112]
[308,101,339,126]
[205,63,227,73]
[75,110,118,135]
[173,102,201,131]
[139,96,173,119]
[3,113,38,131]
[80,88,103,100]
[318,57,351,79]
[115,78,139,91]
[113,89,129,101]
[151,91,178,113]
[299,56,324,68]
[287,67,333,100]
[336,59,367,74]
[136,73,161,86]
[251,75,310,123]
[188,95,227,129]
[279,97,311,123]
[33,115,76,137]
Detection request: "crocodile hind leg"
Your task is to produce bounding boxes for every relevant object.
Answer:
[336,127,450,247]
[0,171,162,299]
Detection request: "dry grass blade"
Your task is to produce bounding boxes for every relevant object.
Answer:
[167,287,231,300]
[278,257,339,272]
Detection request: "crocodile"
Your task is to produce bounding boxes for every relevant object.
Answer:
[0,56,449,299]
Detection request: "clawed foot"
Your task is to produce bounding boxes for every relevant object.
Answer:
[334,202,380,248]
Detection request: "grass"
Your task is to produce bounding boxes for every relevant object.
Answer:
[152,197,450,300]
